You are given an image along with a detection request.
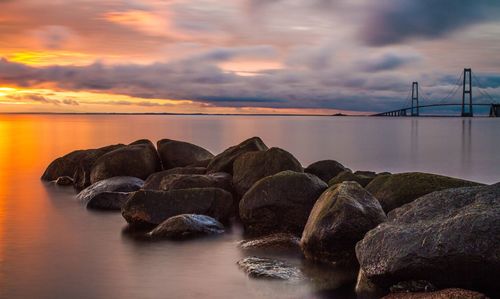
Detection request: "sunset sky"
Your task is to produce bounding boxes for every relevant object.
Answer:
[0,0,499,114]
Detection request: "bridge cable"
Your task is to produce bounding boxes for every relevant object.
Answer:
[471,72,497,103]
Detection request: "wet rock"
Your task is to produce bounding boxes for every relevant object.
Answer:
[233,147,303,197]
[328,170,378,187]
[239,170,328,236]
[207,137,268,174]
[76,176,144,204]
[122,188,233,226]
[239,233,301,254]
[86,192,130,211]
[304,160,349,183]
[55,176,74,186]
[41,144,125,184]
[389,280,436,293]
[158,172,233,193]
[148,214,224,239]
[142,167,207,190]
[237,257,304,281]
[356,183,500,295]
[90,140,161,184]
[157,139,214,169]
[382,288,490,299]
[301,181,386,265]
[365,172,482,212]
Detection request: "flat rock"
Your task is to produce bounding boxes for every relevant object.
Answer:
[237,257,304,281]
[122,187,233,226]
[304,160,349,183]
[301,181,386,265]
[143,167,207,190]
[232,147,303,197]
[239,233,301,254]
[157,139,213,169]
[239,170,328,236]
[86,192,130,211]
[90,140,161,184]
[76,176,144,204]
[365,172,482,212]
[207,137,268,174]
[148,214,224,239]
[382,288,490,299]
[356,183,500,295]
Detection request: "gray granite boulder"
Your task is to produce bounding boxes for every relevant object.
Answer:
[77,176,144,204]
[304,160,348,183]
[142,167,207,190]
[207,137,268,174]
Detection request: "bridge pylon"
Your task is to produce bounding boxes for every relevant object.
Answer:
[462,68,473,117]
[411,82,419,116]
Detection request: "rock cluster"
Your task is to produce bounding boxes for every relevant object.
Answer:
[42,137,497,298]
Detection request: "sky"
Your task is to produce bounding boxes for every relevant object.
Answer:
[0,0,499,114]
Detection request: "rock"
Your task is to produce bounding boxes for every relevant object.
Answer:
[76,176,144,204]
[328,170,378,187]
[55,176,73,186]
[239,170,328,236]
[207,137,268,174]
[232,147,303,197]
[158,172,233,193]
[122,188,233,226]
[389,280,436,293]
[237,257,304,281]
[301,181,386,265]
[382,288,490,299]
[41,144,125,183]
[142,167,207,190]
[157,139,214,169]
[148,214,224,239]
[365,172,482,212]
[86,192,130,211]
[89,140,161,184]
[356,183,500,295]
[304,160,348,183]
[238,233,301,254]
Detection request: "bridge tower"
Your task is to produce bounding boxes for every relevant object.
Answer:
[411,82,419,116]
[462,68,473,117]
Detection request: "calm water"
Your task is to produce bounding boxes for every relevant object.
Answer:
[0,115,498,299]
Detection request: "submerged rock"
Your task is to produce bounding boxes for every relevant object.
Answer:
[304,160,349,183]
[122,188,233,226]
[158,172,233,193]
[142,167,207,190]
[148,214,224,239]
[55,176,74,186]
[76,176,144,204]
[86,192,130,211]
[207,137,268,174]
[389,280,436,294]
[365,172,482,212]
[90,140,161,184]
[232,147,303,197]
[356,183,500,295]
[237,257,304,281]
[239,170,327,236]
[382,288,490,299]
[328,170,378,187]
[157,139,214,169]
[301,181,386,265]
[239,233,301,254]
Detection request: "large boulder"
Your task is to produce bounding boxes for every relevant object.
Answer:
[76,176,144,204]
[158,173,233,193]
[90,140,161,184]
[239,170,328,236]
[206,137,268,174]
[232,147,303,197]
[41,144,125,185]
[86,192,130,211]
[304,160,348,183]
[122,188,233,226]
[382,288,489,299]
[157,139,214,169]
[329,170,379,187]
[356,183,500,296]
[301,182,386,265]
[366,172,482,212]
[142,167,207,190]
[148,214,224,239]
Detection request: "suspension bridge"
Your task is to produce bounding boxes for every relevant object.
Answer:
[373,68,500,117]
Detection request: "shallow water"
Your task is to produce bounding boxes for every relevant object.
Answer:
[0,115,498,299]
